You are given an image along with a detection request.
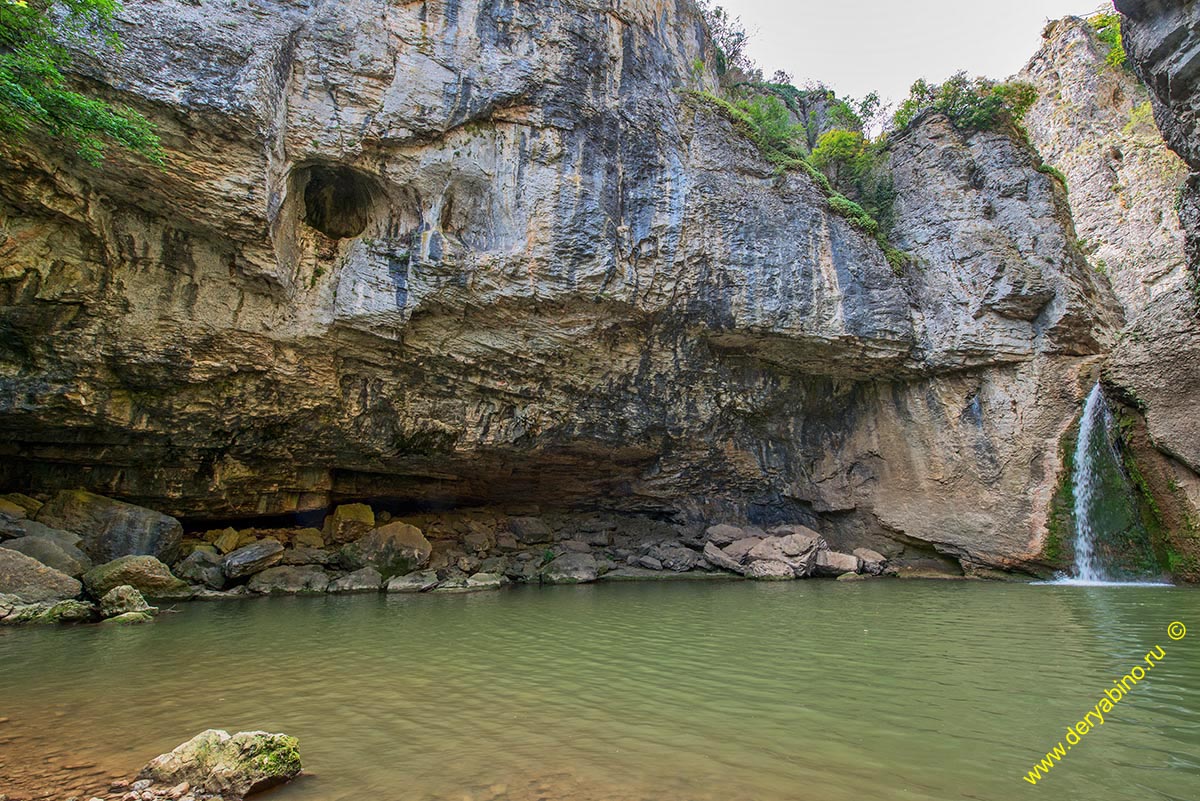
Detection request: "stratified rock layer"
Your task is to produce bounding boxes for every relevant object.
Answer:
[0,0,1122,572]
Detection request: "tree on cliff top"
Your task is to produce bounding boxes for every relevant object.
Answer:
[0,0,162,164]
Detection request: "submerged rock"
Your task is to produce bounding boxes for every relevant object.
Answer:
[82,556,191,600]
[138,729,301,799]
[0,548,82,604]
[34,490,182,565]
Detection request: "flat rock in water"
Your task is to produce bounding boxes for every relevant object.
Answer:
[222,540,284,579]
[247,565,330,594]
[139,729,301,799]
[34,490,182,565]
[327,567,383,593]
[83,556,191,600]
[541,552,598,584]
[0,548,82,604]
[385,570,441,593]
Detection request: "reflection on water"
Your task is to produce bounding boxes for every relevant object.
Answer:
[0,581,1198,801]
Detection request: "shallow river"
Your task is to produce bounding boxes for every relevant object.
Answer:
[1,580,1198,801]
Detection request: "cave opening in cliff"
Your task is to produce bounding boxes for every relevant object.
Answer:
[301,165,375,239]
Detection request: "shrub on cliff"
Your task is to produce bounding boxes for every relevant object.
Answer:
[1090,12,1127,70]
[0,0,162,164]
[892,72,1037,135]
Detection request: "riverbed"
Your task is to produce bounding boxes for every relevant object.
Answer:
[1,580,1197,800]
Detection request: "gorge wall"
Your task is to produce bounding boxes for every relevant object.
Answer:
[0,0,1170,576]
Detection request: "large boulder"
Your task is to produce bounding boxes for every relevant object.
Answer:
[82,555,191,599]
[138,729,301,799]
[99,585,157,618]
[0,493,42,516]
[247,565,330,594]
[34,490,182,565]
[541,552,598,584]
[222,540,285,579]
[327,567,383,593]
[176,550,228,589]
[746,533,822,577]
[814,550,862,577]
[0,547,82,603]
[339,522,431,578]
[322,504,375,546]
[0,534,92,577]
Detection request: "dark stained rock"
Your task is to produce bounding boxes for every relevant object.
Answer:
[176,550,227,589]
[222,540,284,579]
[34,491,182,565]
[507,517,553,544]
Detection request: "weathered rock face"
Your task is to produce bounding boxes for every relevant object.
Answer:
[1116,0,1200,274]
[0,0,1125,574]
[1022,13,1200,565]
[1021,16,1190,314]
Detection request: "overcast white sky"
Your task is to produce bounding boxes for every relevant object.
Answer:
[716,0,1116,103]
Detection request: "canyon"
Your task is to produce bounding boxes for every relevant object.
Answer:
[0,0,1196,580]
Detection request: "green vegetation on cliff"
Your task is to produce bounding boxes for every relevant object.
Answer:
[1089,12,1127,70]
[0,0,162,164]
[892,72,1038,134]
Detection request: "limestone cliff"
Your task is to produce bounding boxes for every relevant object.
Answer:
[1020,14,1200,578]
[0,0,1122,574]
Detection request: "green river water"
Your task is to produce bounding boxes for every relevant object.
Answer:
[1,580,1197,801]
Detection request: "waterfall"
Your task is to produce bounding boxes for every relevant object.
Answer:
[1072,383,1113,582]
